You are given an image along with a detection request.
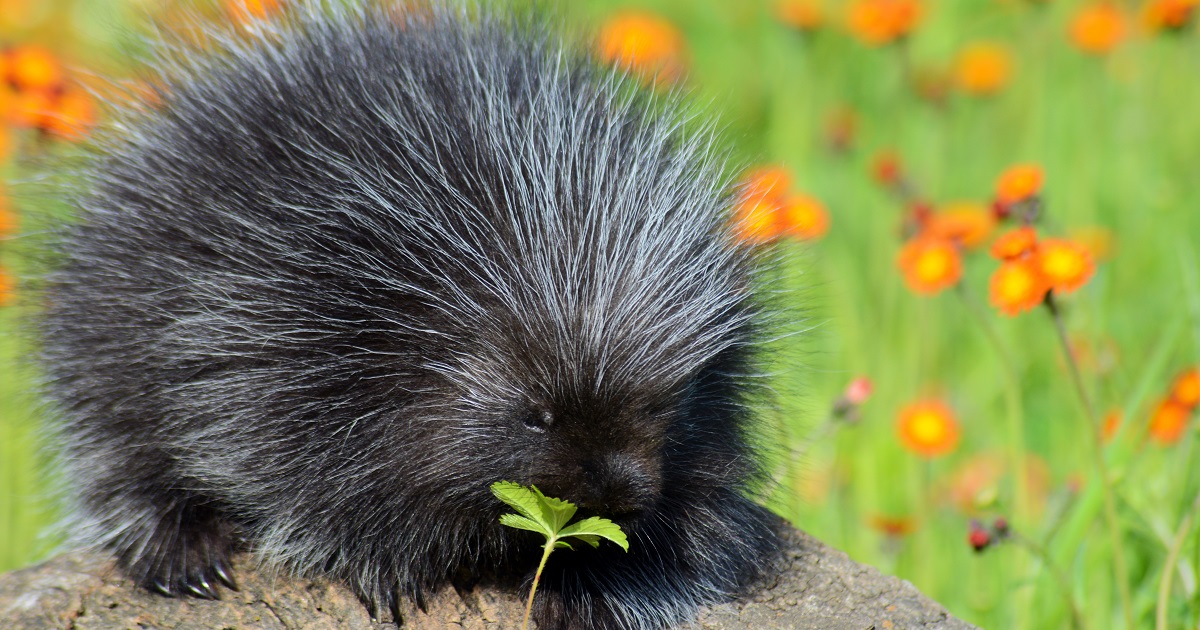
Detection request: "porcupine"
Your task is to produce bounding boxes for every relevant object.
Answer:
[37,2,783,628]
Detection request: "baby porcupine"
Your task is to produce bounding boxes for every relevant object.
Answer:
[38,1,782,628]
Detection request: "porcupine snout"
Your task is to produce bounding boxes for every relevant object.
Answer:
[575,451,662,521]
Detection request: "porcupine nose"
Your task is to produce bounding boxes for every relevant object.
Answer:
[578,452,660,519]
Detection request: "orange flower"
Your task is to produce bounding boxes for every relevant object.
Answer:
[868,514,917,537]
[1038,238,1095,294]
[742,165,793,203]
[898,237,962,295]
[5,45,63,92]
[39,87,97,141]
[1070,4,1128,54]
[1143,0,1197,32]
[1171,368,1200,408]
[1102,409,1122,442]
[597,11,686,85]
[846,0,923,46]
[780,194,830,240]
[8,89,54,128]
[777,0,825,31]
[0,124,11,163]
[897,399,960,458]
[871,150,903,187]
[954,42,1012,96]
[227,0,282,25]
[990,226,1039,261]
[946,452,1051,514]
[995,164,1044,205]
[733,197,784,245]
[0,194,17,239]
[925,203,996,250]
[1149,399,1193,445]
[989,258,1049,316]
[0,266,14,307]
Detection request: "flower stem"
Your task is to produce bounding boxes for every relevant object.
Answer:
[1155,492,1200,630]
[523,538,556,630]
[1045,293,1133,629]
[956,284,1030,522]
[1010,531,1087,630]
[957,284,1033,629]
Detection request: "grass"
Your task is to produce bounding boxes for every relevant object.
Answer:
[3,1,1200,628]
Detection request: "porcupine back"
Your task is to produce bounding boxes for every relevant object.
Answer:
[39,2,781,628]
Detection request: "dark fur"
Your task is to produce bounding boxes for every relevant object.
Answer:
[39,2,781,628]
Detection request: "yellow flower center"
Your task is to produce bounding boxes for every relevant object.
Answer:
[916,248,951,281]
[909,411,948,445]
[1042,247,1084,282]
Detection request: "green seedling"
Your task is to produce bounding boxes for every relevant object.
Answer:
[490,481,629,630]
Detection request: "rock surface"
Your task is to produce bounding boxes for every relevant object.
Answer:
[0,523,976,629]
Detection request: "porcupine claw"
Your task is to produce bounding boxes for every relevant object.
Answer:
[182,571,220,600]
[212,557,239,591]
[149,577,176,598]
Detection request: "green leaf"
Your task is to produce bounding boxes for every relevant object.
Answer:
[491,481,543,522]
[530,485,577,533]
[499,513,551,536]
[567,534,601,548]
[558,516,629,552]
[553,540,574,550]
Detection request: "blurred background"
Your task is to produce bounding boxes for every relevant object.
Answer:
[1,0,1199,628]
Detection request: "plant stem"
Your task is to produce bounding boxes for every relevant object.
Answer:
[523,538,557,630]
[1156,492,1200,630]
[1045,293,1134,629]
[956,284,1032,629]
[1011,532,1088,630]
[956,284,1030,522]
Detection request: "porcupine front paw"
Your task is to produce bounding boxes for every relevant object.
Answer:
[117,504,240,600]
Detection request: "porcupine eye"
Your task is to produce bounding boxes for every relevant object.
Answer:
[521,408,554,433]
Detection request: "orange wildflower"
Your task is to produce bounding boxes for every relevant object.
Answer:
[1170,368,1200,408]
[1143,0,1197,32]
[777,0,825,31]
[1102,409,1122,442]
[733,198,784,245]
[898,237,962,295]
[6,45,63,92]
[0,194,16,239]
[780,194,830,241]
[597,11,686,85]
[1149,399,1193,445]
[990,226,1039,261]
[925,203,996,250]
[989,258,1049,316]
[0,124,11,163]
[871,150,903,187]
[868,514,917,537]
[1038,238,1095,294]
[946,452,1051,514]
[897,399,960,458]
[1070,4,1128,54]
[227,0,282,25]
[846,0,923,46]
[39,87,97,141]
[954,42,1012,96]
[995,164,1044,205]
[8,89,53,128]
[742,165,793,203]
[0,266,14,307]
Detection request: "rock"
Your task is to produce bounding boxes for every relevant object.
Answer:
[0,523,974,629]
